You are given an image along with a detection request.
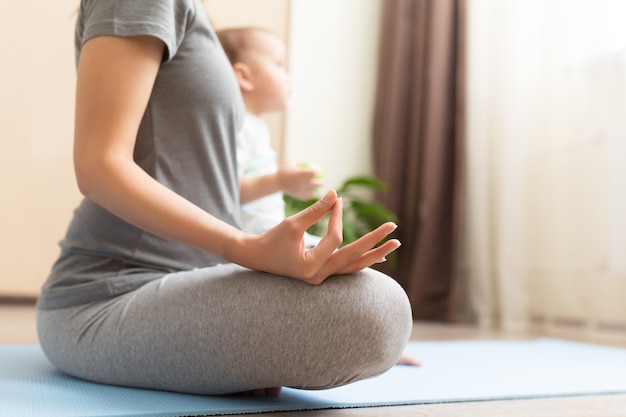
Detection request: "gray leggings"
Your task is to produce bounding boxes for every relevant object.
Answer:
[37,264,412,395]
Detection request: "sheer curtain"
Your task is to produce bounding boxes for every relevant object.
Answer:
[462,0,626,343]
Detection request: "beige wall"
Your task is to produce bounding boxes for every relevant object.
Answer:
[1,1,80,296]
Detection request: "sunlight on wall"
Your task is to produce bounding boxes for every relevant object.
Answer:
[285,0,383,191]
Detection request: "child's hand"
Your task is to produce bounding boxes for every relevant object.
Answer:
[277,160,324,200]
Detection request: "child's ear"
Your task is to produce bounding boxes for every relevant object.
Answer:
[233,63,254,92]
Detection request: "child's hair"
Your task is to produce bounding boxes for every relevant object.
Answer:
[216,27,276,65]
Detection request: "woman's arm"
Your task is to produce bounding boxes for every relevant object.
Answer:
[75,35,400,284]
[74,35,243,258]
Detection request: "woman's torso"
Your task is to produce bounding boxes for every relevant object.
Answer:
[38,0,245,310]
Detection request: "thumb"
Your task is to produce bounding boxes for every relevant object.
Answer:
[289,189,337,228]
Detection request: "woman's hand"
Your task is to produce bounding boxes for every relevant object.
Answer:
[226,189,401,284]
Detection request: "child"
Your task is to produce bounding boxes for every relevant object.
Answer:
[217,27,323,246]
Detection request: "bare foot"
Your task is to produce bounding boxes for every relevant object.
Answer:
[396,352,421,366]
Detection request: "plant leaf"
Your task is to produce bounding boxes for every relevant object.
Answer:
[350,199,398,224]
[337,175,387,194]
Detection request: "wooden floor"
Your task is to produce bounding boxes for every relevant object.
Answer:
[2,304,626,417]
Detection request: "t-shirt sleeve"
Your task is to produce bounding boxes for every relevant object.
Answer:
[80,0,195,62]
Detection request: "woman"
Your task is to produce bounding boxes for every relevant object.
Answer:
[37,0,412,396]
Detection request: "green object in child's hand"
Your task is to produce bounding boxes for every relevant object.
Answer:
[298,161,324,180]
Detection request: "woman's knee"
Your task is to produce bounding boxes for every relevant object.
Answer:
[338,269,412,361]
[286,269,412,389]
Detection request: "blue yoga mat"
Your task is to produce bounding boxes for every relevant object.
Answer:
[3,339,626,417]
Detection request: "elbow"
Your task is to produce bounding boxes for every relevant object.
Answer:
[73,133,133,199]
[74,153,103,199]
[74,152,131,201]
[74,163,95,199]
[73,142,134,200]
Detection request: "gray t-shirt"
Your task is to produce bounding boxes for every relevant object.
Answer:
[38,0,245,310]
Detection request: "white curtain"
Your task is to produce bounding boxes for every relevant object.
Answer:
[463,0,626,344]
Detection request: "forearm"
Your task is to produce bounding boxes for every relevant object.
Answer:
[239,173,281,204]
[77,154,245,259]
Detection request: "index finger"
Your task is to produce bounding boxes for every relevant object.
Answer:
[288,189,336,229]
[305,195,344,264]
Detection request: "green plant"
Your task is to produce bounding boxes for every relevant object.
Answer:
[284,175,398,246]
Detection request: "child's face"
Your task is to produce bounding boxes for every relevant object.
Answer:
[244,32,291,113]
